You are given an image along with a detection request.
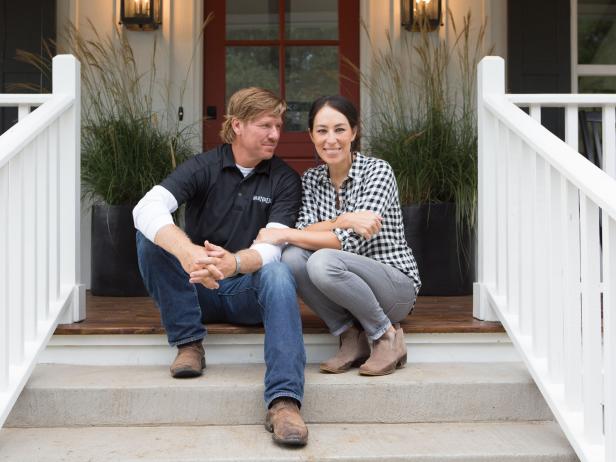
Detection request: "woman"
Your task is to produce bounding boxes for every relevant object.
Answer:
[255,95,420,376]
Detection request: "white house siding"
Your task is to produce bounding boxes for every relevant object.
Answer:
[358,0,506,135]
[53,0,507,289]
[55,0,204,288]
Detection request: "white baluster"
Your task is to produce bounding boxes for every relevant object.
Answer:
[565,105,579,152]
[533,156,549,357]
[603,105,616,180]
[0,166,8,391]
[548,167,564,383]
[603,214,616,461]
[563,180,582,411]
[519,144,536,337]
[36,130,49,323]
[48,123,59,305]
[22,142,37,342]
[562,105,583,412]
[579,194,603,443]
[530,105,541,122]
[17,104,30,122]
[8,156,24,366]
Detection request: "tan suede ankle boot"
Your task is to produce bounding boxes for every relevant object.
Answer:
[358,324,407,376]
[320,325,371,374]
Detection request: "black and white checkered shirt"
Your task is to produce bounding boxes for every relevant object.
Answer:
[296,152,421,290]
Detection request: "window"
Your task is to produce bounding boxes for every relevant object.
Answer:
[574,0,616,92]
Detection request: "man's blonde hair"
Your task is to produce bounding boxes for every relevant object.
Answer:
[219,87,286,143]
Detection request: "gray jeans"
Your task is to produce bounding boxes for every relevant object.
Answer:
[282,246,417,340]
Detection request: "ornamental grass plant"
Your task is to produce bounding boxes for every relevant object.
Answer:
[361,10,490,232]
[70,22,194,205]
[16,19,211,205]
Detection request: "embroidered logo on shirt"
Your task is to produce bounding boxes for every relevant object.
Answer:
[253,195,272,204]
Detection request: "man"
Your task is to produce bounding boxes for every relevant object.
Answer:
[133,87,308,446]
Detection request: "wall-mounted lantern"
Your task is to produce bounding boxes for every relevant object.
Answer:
[120,0,162,31]
[401,0,442,32]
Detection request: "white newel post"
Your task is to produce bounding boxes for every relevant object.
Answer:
[473,57,505,321]
[54,55,85,324]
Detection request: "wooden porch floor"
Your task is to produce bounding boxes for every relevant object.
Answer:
[55,293,503,335]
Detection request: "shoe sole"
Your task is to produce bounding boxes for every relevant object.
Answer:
[171,368,203,378]
[358,355,407,376]
[264,422,308,447]
[319,357,370,374]
[171,358,206,378]
[272,434,308,447]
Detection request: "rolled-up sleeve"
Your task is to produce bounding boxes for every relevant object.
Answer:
[332,162,397,253]
[132,185,178,243]
[250,222,289,266]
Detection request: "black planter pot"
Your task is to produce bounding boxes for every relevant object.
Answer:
[402,202,474,296]
[91,204,148,296]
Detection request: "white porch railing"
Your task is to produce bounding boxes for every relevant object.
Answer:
[0,55,84,428]
[475,56,616,462]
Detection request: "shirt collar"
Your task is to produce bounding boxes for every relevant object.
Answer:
[348,152,365,183]
[222,144,271,176]
[318,151,365,185]
[221,144,236,169]
[254,158,272,175]
[316,164,330,184]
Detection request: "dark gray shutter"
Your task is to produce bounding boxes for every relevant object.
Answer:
[508,0,571,139]
[0,0,56,134]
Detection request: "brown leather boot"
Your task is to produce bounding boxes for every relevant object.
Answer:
[265,398,308,446]
[320,325,371,374]
[358,323,407,376]
[170,340,205,378]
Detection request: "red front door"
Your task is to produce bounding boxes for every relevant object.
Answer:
[203,0,359,174]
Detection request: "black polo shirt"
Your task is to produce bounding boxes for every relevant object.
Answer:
[160,144,301,253]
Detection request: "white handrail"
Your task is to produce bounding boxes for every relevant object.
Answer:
[0,94,52,106]
[483,95,616,217]
[503,93,616,181]
[508,94,616,105]
[0,55,84,429]
[0,95,73,168]
[476,56,616,462]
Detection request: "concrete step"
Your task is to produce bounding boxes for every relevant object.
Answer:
[0,421,578,461]
[6,362,552,427]
[42,332,520,365]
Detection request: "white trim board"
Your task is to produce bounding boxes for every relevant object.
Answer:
[40,333,519,366]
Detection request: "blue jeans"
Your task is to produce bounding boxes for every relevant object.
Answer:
[136,231,306,407]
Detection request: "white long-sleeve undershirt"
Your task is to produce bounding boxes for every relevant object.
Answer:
[132,185,288,266]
